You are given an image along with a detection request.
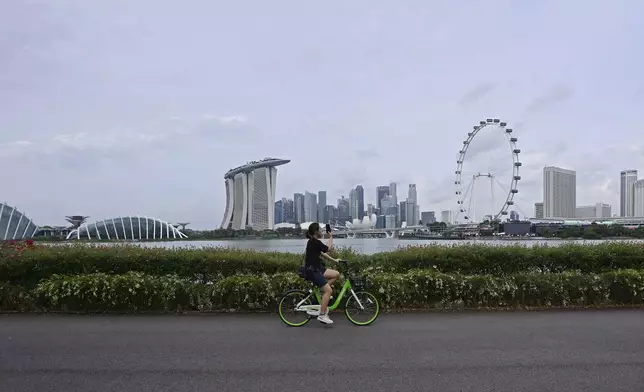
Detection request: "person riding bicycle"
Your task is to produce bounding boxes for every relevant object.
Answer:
[303,222,340,324]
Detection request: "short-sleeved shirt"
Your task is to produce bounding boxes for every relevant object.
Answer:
[304,238,329,271]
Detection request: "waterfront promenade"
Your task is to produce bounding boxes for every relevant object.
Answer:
[2,310,643,391]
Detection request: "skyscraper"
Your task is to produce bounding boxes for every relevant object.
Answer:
[376,186,389,213]
[337,197,350,223]
[294,193,305,223]
[317,191,327,223]
[221,158,290,230]
[349,188,358,220]
[543,166,576,219]
[405,198,416,225]
[389,182,397,205]
[274,200,283,224]
[534,202,544,219]
[620,170,638,217]
[355,185,365,220]
[282,198,295,223]
[399,201,406,225]
[634,179,644,217]
[441,210,453,224]
[304,191,317,222]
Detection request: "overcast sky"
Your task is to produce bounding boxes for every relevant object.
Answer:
[1,0,643,228]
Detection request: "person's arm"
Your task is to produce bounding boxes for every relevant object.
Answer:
[327,230,333,250]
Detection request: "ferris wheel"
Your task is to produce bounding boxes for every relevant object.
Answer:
[454,118,521,223]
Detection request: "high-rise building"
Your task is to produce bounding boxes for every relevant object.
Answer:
[441,210,453,224]
[325,205,338,224]
[509,210,519,221]
[281,198,294,223]
[367,203,375,216]
[304,191,317,222]
[294,193,305,223]
[337,197,351,223]
[221,158,289,230]
[389,182,398,205]
[405,198,417,225]
[421,211,436,224]
[274,200,283,224]
[534,202,544,219]
[634,180,644,217]
[620,170,638,217]
[376,186,390,213]
[349,188,358,220]
[317,191,327,223]
[408,184,417,203]
[381,195,397,216]
[576,203,611,219]
[385,215,397,229]
[543,166,576,219]
[356,185,365,220]
[399,201,406,225]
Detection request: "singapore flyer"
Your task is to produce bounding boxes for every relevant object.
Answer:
[454,118,522,224]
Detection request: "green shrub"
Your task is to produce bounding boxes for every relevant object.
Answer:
[22,269,644,312]
[4,242,644,289]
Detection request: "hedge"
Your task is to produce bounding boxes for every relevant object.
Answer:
[2,269,642,312]
[4,242,644,288]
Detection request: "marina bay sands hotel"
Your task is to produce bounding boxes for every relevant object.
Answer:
[220,158,290,231]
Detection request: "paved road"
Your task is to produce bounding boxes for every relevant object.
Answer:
[1,310,644,392]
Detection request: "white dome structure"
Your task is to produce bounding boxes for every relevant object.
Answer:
[274,222,296,229]
[345,214,377,230]
[67,216,187,240]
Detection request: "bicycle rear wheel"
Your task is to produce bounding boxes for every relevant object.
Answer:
[278,290,313,327]
[344,291,380,326]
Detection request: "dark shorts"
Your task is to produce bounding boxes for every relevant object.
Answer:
[310,268,327,288]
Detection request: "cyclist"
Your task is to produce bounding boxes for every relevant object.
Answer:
[303,222,340,324]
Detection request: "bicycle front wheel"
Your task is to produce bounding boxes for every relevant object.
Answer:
[345,291,380,326]
[278,290,313,327]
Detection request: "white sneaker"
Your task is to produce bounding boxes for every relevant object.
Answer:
[317,314,334,324]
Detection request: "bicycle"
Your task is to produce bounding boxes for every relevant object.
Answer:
[277,260,380,326]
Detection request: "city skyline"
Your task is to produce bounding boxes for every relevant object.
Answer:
[1,2,644,229]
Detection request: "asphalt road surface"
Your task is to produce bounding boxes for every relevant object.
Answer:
[2,310,644,392]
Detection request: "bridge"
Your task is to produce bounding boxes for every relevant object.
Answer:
[331,225,428,238]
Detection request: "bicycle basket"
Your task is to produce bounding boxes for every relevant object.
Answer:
[349,273,370,290]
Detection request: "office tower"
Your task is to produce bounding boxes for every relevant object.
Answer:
[337,197,351,223]
[441,210,453,224]
[304,191,317,222]
[355,185,365,220]
[634,180,644,217]
[543,166,576,218]
[294,193,305,223]
[317,191,327,223]
[376,215,386,229]
[376,186,390,213]
[576,203,612,219]
[324,205,338,223]
[281,198,294,223]
[534,202,544,219]
[367,203,375,216]
[405,199,417,225]
[349,188,358,220]
[421,211,436,224]
[381,195,397,215]
[408,184,417,203]
[399,201,406,225]
[385,215,397,229]
[221,158,290,230]
[274,200,283,224]
[620,170,638,217]
[389,182,398,205]
[509,210,519,221]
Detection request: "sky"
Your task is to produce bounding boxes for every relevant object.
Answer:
[1,0,644,228]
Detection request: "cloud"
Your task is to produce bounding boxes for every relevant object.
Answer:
[355,148,380,159]
[524,84,574,113]
[459,83,496,107]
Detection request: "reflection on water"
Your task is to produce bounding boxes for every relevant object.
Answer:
[133,238,644,255]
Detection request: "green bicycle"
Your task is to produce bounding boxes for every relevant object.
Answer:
[277,260,380,326]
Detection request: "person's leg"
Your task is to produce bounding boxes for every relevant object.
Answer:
[323,268,340,289]
[319,283,332,315]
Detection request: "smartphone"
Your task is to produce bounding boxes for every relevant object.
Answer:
[325,223,331,233]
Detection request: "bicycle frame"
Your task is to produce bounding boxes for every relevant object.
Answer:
[294,279,366,313]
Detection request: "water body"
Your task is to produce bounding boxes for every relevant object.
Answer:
[135,238,644,254]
